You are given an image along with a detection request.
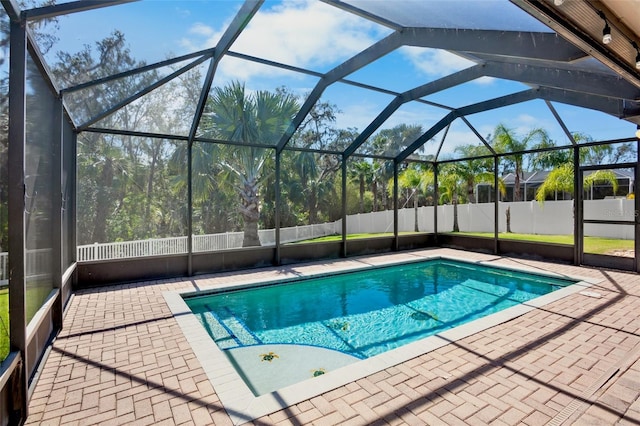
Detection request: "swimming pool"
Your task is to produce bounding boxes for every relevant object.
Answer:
[164,253,592,425]
[182,258,575,395]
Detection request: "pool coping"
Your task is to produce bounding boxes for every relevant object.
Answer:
[163,253,601,426]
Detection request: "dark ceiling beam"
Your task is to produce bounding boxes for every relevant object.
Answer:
[63,48,215,94]
[469,51,610,71]
[1,0,21,21]
[482,60,640,101]
[545,100,575,144]
[342,65,485,158]
[537,87,640,120]
[402,27,587,62]
[26,30,59,95]
[434,123,453,161]
[511,0,640,89]
[188,0,264,142]
[397,89,539,162]
[23,0,138,21]
[460,117,496,155]
[397,112,457,164]
[457,88,539,116]
[397,84,640,162]
[275,31,404,153]
[403,64,486,100]
[77,55,210,130]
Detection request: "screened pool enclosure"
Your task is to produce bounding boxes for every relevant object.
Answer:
[1,0,640,422]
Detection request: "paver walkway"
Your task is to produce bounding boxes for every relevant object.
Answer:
[26,248,640,425]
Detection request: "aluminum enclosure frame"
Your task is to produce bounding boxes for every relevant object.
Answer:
[2,1,640,423]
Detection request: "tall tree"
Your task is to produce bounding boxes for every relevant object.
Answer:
[200,81,299,247]
[493,124,549,201]
[534,133,634,203]
[288,96,343,224]
[54,31,162,244]
[453,144,494,204]
[370,124,424,210]
[437,164,465,233]
[347,160,373,214]
[397,164,433,232]
[535,163,619,202]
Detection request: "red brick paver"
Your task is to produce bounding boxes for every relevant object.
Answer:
[26,249,640,425]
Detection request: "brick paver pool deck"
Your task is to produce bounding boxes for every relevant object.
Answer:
[25,248,640,425]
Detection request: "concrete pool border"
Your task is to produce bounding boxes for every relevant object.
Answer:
[163,253,601,425]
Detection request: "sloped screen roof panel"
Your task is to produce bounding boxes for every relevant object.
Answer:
[338,0,554,31]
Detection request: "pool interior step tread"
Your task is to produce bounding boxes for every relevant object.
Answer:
[201,307,260,349]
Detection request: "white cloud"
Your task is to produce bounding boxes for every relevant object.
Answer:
[335,102,381,132]
[189,22,217,38]
[515,114,537,125]
[437,129,479,157]
[400,46,475,78]
[180,0,390,81]
[175,7,191,19]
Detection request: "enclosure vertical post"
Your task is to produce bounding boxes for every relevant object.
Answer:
[70,131,77,266]
[433,162,438,244]
[8,18,28,423]
[393,160,399,251]
[51,97,63,331]
[274,149,281,265]
[635,138,639,273]
[187,142,193,275]
[494,156,499,255]
[341,155,347,258]
[573,146,582,266]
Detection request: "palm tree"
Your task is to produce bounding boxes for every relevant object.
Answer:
[397,165,434,232]
[453,144,494,204]
[535,136,626,204]
[438,161,506,232]
[370,124,424,210]
[437,165,465,232]
[535,163,619,203]
[348,160,374,213]
[493,124,549,201]
[200,81,299,247]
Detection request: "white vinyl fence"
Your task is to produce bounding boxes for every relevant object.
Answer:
[0,199,634,280]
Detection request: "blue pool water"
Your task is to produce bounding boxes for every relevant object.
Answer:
[185,259,574,359]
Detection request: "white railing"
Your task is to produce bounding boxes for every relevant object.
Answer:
[0,248,52,285]
[193,232,244,252]
[0,252,6,285]
[76,235,189,261]
[74,222,343,262]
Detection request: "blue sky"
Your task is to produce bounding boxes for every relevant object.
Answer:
[36,0,638,157]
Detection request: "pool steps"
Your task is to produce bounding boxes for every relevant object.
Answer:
[201,307,261,349]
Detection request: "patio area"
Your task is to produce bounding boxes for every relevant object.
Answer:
[24,248,640,425]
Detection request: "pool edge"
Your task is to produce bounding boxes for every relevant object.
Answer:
[163,253,598,426]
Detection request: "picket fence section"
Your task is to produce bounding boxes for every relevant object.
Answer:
[74,222,344,262]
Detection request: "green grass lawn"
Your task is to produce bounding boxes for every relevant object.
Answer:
[0,288,8,361]
[292,232,417,243]
[454,232,634,255]
[294,232,389,243]
[0,283,55,361]
[292,231,633,256]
